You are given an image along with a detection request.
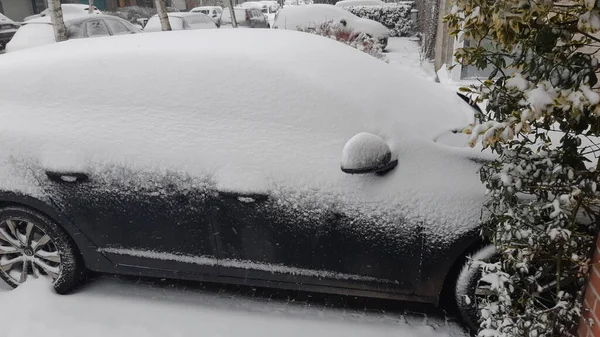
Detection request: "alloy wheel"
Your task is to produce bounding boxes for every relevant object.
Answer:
[0,218,61,284]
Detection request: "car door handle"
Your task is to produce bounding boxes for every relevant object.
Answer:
[219,191,269,203]
[45,171,89,183]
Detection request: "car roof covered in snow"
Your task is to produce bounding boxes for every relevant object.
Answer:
[0,29,468,142]
[24,14,122,25]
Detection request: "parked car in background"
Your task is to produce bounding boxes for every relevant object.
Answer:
[0,13,19,51]
[0,28,491,330]
[239,1,278,27]
[23,4,102,22]
[5,15,141,53]
[143,12,218,32]
[220,7,270,28]
[335,0,386,7]
[190,6,223,22]
[274,4,389,48]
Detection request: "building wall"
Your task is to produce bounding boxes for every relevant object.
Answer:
[432,0,453,72]
[415,0,438,60]
[0,0,34,21]
[579,235,600,337]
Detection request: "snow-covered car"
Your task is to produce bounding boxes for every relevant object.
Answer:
[5,15,141,53]
[239,1,278,27]
[335,0,386,7]
[273,4,389,48]
[190,6,223,22]
[23,4,102,22]
[220,7,270,28]
[0,13,19,51]
[143,12,218,32]
[0,29,490,329]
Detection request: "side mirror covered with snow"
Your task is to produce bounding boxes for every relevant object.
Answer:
[341,132,398,175]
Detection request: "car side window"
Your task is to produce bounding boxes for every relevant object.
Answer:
[185,15,207,28]
[85,20,110,37]
[105,19,131,35]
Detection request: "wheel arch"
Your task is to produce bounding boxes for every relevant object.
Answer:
[415,229,489,305]
[0,191,114,271]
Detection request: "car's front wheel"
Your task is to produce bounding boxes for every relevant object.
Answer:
[0,207,83,294]
[455,244,497,331]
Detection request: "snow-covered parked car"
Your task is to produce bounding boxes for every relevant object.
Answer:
[0,13,19,51]
[143,12,218,32]
[220,7,270,28]
[23,3,102,22]
[239,1,279,27]
[190,6,223,22]
[0,29,490,329]
[335,0,386,7]
[5,15,141,53]
[274,4,389,48]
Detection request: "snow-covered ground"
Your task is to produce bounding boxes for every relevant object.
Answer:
[0,277,467,337]
[0,36,468,337]
[386,37,436,81]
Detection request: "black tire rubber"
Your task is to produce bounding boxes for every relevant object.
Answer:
[454,244,496,332]
[0,206,84,294]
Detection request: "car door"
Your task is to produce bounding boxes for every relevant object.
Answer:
[211,133,422,294]
[37,166,221,274]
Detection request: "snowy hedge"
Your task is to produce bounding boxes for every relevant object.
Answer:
[345,3,414,37]
[296,21,388,62]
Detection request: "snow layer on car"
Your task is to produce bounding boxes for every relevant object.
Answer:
[274,4,389,38]
[335,0,386,7]
[100,247,396,283]
[0,29,484,244]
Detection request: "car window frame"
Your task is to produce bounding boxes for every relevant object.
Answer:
[83,18,110,38]
[103,18,133,36]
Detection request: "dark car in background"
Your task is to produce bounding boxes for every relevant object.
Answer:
[220,7,270,28]
[0,13,19,51]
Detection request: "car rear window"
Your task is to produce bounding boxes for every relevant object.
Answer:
[144,16,184,32]
[221,8,247,23]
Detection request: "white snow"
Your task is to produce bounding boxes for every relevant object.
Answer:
[0,278,466,337]
[274,4,389,39]
[144,15,185,32]
[341,132,392,170]
[0,30,486,244]
[5,22,55,52]
[100,247,394,283]
[335,0,386,8]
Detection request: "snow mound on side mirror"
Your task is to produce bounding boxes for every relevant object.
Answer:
[341,132,390,170]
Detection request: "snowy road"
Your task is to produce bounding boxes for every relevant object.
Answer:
[0,276,468,337]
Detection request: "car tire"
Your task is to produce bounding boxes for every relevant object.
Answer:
[454,244,497,331]
[0,206,84,294]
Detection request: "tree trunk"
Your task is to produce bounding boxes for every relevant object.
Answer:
[155,0,172,31]
[88,0,94,14]
[47,0,68,42]
[227,0,237,28]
